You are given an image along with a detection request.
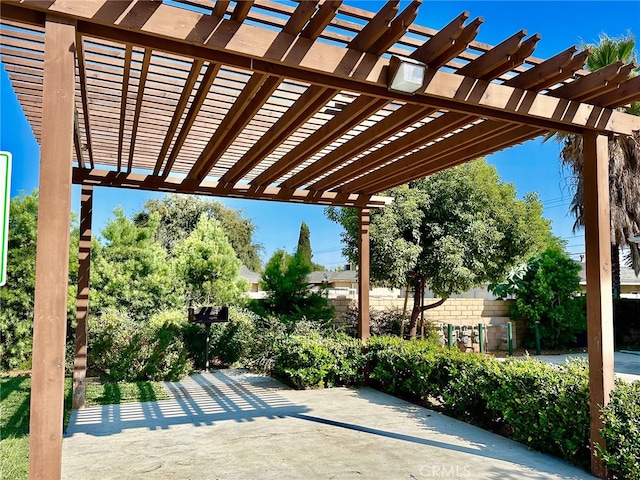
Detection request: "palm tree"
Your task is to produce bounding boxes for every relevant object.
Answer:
[553,33,640,298]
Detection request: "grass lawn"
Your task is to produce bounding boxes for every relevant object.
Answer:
[0,374,168,480]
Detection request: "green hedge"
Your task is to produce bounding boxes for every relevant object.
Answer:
[365,337,615,471]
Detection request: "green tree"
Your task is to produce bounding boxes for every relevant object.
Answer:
[255,249,332,323]
[296,222,312,269]
[1,192,39,368]
[91,207,182,321]
[134,194,263,271]
[506,248,586,349]
[327,159,556,337]
[295,221,325,271]
[0,191,79,369]
[551,33,640,293]
[172,215,248,306]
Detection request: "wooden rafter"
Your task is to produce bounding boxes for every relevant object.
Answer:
[116,44,132,171]
[153,59,204,176]
[126,48,152,172]
[72,167,392,209]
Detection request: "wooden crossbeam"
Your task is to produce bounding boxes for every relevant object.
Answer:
[330,112,475,192]
[116,44,132,171]
[162,62,221,178]
[285,103,434,190]
[550,61,626,101]
[231,0,253,23]
[479,34,540,81]
[213,1,230,18]
[187,73,280,181]
[153,59,204,175]
[504,46,578,91]
[356,120,531,192]
[127,48,152,172]
[75,34,94,168]
[301,0,341,40]
[457,30,527,79]
[252,95,389,187]
[349,0,399,53]
[220,85,338,184]
[369,0,421,55]
[591,74,640,108]
[72,167,392,208]
[283,0,318,35]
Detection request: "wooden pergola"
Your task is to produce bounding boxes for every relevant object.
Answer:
[1,1,639,478]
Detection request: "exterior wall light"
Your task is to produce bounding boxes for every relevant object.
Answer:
[387,55,427,95]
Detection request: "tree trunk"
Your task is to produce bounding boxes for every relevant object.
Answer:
[407,278,448,338]
[611,243,621,300]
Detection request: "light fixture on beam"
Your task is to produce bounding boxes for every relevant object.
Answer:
[387,55,427,95]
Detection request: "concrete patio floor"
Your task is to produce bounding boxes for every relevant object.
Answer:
[62,369,596,480]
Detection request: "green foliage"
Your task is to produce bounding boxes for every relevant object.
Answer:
[503,249,586,349]
[0,192,38,369]
[484,358,590,467]
[91,208,183,321]
[88,309,192,382]
[274,331,364,389]
[341,306,406,337]
[172,216,248,306]
[365,338,598,468]
[1,191,78,370]
[597,379,640,479]
[253,249,333,324]
[296,221,313,269]
[327,160,556,335]
[134,194,263,271]
[210,308,258,366]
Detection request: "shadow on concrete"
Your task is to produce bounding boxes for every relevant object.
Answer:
[66,370,308,437]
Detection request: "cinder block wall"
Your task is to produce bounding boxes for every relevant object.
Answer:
[330,297,523,351]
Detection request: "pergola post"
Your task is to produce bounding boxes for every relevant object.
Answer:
[72,185,93,410]
[357,208,370,341]
[583,131,614,479]
[28,15,76,480]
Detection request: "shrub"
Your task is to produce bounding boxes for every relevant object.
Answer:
[210,308,258,366]
[88,309,191,382]
[598,379,640,479]
[341,307,405,337]
[274,331,364,389]
[483,357,590,467]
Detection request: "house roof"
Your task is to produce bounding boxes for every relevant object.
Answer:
[2,0,639,210]
[577,262,640,285]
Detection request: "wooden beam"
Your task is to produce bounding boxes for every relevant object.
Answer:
[591,74,640,108]
[348,0,399,53]
[323,112,474,192]
[72,167,392,208]
[153,58,204,175]
[117,44,132,171]
[252,95,389,187]
[583,131,614,479]
[29,14,76,480]
[287,104,435,190]
[231,0,253,23]
[75,34,94,167]
[4,2,637,134]
[187,72,280,182]
[369,0,421,55]
[162,62,221,177]
[127,48,151,172]
[358,208,371,341]
[72,185,93,410]
[301,0,341,40]
[220,85,338,184]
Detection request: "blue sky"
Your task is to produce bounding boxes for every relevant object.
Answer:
[2,1,638,269]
